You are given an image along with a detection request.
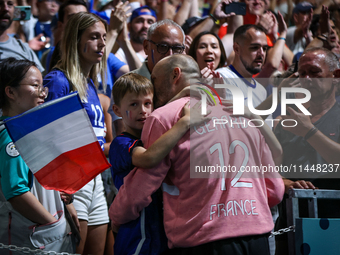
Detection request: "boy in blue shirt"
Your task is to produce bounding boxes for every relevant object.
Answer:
[109,73,209,254]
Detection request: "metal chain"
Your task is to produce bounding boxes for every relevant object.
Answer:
[0,243,79,255]
[1,226,295,251]
[269,225,295,238]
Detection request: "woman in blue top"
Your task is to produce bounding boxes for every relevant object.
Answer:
[43,12,109,255]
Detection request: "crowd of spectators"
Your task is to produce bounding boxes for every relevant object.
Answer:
[1,0,340,254]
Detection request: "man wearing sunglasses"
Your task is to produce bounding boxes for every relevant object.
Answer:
[131,19,185,80]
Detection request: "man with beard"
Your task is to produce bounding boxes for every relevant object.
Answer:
[115,5,156,69]
[216,24,269,108]
[0,0,44,72]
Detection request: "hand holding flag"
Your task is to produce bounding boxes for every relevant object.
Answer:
[3,93,111,194]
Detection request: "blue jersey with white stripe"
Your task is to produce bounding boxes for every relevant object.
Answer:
[43,69,105,150]
[109,132,168,255]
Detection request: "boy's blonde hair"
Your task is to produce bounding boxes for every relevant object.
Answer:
[56,12,107,101]
[112,73,154,106]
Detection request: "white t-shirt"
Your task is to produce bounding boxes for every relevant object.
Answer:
[216,66,267,108]
[115,48,145,66]
[286,26,306,55]
[21,15,38,41]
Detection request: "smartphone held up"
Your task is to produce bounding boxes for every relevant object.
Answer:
[223,2,247,15]
[13,6,31,21]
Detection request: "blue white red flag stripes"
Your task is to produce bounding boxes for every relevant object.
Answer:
[4,93,111,194]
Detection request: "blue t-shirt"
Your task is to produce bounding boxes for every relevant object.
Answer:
[98,53,126,98]
[108,53,126,81]
[109,132,168,255]
[43,69,105,150]
[34,21,52,60]
[109,132,142,189]
[45,49,125,99]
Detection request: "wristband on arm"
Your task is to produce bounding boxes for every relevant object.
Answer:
[304,126,318,140]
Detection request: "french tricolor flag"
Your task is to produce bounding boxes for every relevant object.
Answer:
[4,93,111,194]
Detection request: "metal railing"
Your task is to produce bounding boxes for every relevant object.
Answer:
[286,189,340,255]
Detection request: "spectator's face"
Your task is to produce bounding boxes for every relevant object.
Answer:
[56,4,86,44]
[328,20,339,49]
[245,0,265,16]
[195,34,221,71]
[144,24,184,72]
[298,51,336,101]
[0,0,15,31]
[294,10,311,25]
[62,4,87,25]
[129,13,156,44]
[315,20,339,49]
[332,9,340,32]
[236,28,268,75]
[10,66,45,114]
[37,0,59,21]
[116,91,153,134]
[78,21,106,68]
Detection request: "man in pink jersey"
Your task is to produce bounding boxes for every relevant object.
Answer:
[109,54,284,254]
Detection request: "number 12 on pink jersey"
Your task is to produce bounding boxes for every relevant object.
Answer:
[210,140,253,191]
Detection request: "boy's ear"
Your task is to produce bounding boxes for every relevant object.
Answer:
[112,104,122,117]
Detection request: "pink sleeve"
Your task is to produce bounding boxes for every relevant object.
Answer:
[260,136,285,208]
[265,176,285,208]
[109,115,171,226]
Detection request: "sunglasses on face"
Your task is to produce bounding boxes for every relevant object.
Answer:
[148,40,185,54]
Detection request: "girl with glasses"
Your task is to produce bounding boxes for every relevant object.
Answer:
[0,57,75,253]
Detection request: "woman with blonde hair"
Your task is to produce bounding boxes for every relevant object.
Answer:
[44,12,109,255]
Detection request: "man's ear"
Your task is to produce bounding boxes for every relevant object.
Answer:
[172,67,181,84]
[112,104,122,117]
[127,23,131,32]
[332,69,340,87]
[233,42,240,56]
[293,13,298,25]
[333,69,340,78]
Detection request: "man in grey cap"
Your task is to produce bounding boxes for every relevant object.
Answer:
[286,1,314,54]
